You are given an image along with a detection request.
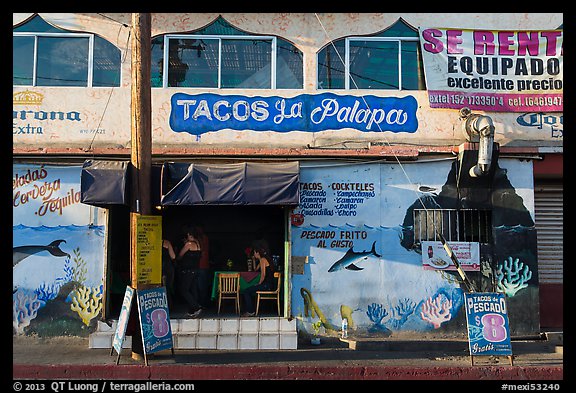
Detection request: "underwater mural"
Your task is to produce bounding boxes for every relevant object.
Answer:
[290,158,538,339]
[13,164,105,337]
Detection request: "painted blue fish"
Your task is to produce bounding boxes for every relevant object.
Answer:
[328,241,381,272]
[13,239,70,268]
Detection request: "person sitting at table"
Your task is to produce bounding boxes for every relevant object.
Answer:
[175,225,203,318]
[241,246,275,317]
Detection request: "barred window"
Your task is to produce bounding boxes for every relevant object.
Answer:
[413,209,492,245]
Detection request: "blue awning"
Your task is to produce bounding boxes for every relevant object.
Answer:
[80,159,130,207]
[80,160,162,208]
[161,162,300,206]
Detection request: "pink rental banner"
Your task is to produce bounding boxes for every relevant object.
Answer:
[419,27,563,112]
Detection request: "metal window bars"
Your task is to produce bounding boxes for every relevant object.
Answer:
[413,209,492,244]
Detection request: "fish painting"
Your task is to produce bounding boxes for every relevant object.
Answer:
[328,241,381,272]
[418,185,438,195]
[13,239,70,268]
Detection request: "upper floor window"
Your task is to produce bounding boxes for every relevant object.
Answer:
[317,18,425,90]
[151,16,303,89]
[13,14,121,87]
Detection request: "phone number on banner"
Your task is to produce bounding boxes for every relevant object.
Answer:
[428,91,563,112]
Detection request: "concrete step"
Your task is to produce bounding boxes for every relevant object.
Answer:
[340,336,562,355]
[544,331,563,346]
[90,317,298,351]
[341,337,470,352]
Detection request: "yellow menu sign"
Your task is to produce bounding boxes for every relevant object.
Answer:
[134,214,162,286]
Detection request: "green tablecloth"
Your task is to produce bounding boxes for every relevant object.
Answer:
[210,271,261,301]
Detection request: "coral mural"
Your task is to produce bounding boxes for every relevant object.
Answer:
[291,158,538,338]
[70,285,104,326]
[366,303,393,335]
[340,305,354,328]
[300,287,338,335]
[13,290,42,335]
[12,246,104,336]
[420,294,453,329]
[389,298,417,329]
[496,256,533,297]
[298,282,465,338]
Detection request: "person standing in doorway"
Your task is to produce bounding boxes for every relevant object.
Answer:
[242,246,275,317]
[195,225,211,308]
[175,226,203,318]
[161,238,176,309]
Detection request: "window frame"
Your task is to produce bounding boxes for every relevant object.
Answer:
[158,34,278,89]
[13,31,99,87]
[318,35,421,90]
[413,208,493,245]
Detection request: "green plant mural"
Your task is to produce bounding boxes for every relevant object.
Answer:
[72,247,87,285]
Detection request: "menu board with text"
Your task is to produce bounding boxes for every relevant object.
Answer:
[134,214,162,286]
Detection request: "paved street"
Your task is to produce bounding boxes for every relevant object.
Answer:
[13,335,563,381]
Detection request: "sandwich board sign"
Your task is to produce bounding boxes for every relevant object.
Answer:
[136,286,174,355]
[111,286,135,363]
[464,292,513,365]
[111,285,174,365]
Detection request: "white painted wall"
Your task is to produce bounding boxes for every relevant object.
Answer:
[13,13,563,150]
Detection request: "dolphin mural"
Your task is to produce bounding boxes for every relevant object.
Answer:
[328,241,381,272]
[13,239,70,268]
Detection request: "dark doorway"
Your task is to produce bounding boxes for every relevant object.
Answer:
[104,204,287,319]
[103,205,131,320]
[162,205,286,317]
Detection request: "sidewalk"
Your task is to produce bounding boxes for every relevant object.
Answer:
[13,334,563,381]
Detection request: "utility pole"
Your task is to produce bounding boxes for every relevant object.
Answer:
[129,12,152,359]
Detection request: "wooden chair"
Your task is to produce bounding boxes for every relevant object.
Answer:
[256,272,282,316]
[218,273,241,315]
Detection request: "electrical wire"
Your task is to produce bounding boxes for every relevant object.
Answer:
[96,13,130,28]
[313,14,475,291]
[313,13,429,211]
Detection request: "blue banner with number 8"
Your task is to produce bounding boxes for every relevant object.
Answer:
[464,292,513,356]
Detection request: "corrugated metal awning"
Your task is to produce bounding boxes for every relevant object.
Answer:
[534,182,563,284]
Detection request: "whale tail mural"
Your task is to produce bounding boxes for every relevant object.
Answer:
[328,241,381,272]
[13,239,70,268]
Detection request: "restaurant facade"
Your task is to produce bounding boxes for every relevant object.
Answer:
[13,13,562,350]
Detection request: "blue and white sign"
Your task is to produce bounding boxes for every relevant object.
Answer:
[464,292,513,356]
[112,286,134,355]
[137,287,173,354]
[169,93,418,135]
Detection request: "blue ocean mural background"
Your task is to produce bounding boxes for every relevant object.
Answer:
[13,164,106,337]
[290,159,536,338]
[13,224,104,291]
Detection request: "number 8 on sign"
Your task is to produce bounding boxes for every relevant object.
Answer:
[151,308,169,337]
[482,313,507,342]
